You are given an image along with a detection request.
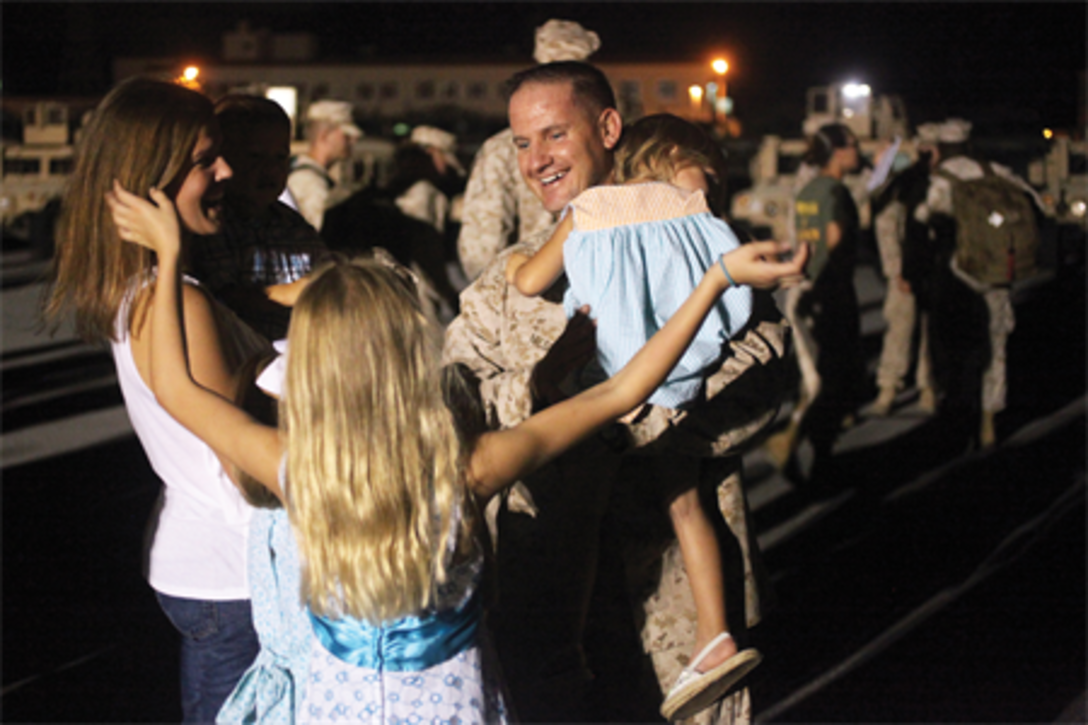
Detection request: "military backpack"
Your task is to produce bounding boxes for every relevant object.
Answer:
[936,162,1040,286]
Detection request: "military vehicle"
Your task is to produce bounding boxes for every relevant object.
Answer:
[1028,136,1087,230]
[730,82,913,242]
[2,102,74,232]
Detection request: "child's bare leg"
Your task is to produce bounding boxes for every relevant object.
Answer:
[668,487,737,672]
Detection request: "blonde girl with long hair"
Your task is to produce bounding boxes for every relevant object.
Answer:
[106,173,807,720]
[43,77,269,722]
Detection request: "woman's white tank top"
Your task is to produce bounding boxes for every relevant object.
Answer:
[111,276,257,600]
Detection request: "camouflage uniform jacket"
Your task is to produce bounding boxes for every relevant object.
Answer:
[456,128,556,282]
[286,153,334,232]
[443,226,791,717]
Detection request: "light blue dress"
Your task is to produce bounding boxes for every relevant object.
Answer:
[562,182,753,409]
[217,507,311,724]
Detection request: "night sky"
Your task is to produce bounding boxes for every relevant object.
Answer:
[3,1,1086,137]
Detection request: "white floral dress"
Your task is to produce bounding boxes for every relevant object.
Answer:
[300,518,505,723]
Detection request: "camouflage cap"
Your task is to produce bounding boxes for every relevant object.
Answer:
[914,122,941,145]
[937,118,972,144]
[306,100,362,138]
[411,125,465,176]
[533,19,601,64]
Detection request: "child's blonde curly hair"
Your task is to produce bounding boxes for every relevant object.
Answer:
[613,114,729,216]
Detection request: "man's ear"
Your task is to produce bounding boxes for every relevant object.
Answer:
[598,108,623,151]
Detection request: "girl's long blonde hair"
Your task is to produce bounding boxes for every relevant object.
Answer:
[283,258,474,623]
[44,77,215,342]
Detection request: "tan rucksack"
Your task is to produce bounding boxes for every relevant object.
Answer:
[937,162,1040,285]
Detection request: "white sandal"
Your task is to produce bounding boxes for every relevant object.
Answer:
[660,632,762,721]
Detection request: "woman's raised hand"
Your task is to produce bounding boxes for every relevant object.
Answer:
[718,240,809,291]
[105,182,181,259]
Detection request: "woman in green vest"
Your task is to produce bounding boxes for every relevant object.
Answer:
[786,123,868,485]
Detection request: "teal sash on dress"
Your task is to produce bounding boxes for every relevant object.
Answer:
[308,591,480,671]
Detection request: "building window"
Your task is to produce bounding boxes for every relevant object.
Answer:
[4,158,41,175]
[416,80,435,100]
[467,81,487,100]
[356,82,376,101]
[380,82,399,100]
[441,81,459,100]
[312,83,329,100]
[657,80,678,101]
[49,158,74,174]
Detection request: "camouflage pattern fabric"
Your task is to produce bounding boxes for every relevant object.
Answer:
[444,227,791,723]
[456,129,556,282]
[920,157,1029,416]
[875,200,933,392]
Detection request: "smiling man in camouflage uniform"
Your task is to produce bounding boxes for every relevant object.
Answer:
[456,20,600,282]
[443,59,789,724]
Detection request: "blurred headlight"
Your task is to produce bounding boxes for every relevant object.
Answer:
[1070,199,1087,218]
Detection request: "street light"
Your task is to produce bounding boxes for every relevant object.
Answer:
[176,65,201,90]
[711,58,729,130]
[688,84,704,121]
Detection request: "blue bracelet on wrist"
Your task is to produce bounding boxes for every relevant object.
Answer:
[718,256,737,287]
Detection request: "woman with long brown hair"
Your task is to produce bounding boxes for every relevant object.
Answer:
[44,77,268,722]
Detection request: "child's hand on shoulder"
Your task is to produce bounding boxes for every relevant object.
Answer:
[717,241,810,291]
[105,182,181,258]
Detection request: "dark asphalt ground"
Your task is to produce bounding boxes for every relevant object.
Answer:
[2,254,1084,723]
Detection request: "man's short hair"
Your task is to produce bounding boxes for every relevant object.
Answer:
[503,61,616,117]
[214,94,291,142]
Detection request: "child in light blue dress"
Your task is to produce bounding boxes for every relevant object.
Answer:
[506,114,766,721]
[507,116,753,411]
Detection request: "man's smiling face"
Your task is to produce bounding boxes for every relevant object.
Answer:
[509,80,620,214]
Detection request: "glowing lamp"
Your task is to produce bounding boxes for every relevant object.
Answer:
[842,83,871,99]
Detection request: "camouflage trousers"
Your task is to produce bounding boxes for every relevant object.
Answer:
[950,262,1014,414]
[876,283,934,393]
[781,283,819,423]
[980,287,1014,413]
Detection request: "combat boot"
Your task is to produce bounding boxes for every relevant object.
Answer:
[869,386,896,417]
[980,411,996,448]
[918,387,937,414]
[764,421,798,470]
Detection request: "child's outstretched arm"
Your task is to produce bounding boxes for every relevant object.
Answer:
[470,240,807,499]
[723,239,810,290]
[504,213,573,296]
[108,183,284,498]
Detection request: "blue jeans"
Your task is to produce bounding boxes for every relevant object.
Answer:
[156,592,260,723]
